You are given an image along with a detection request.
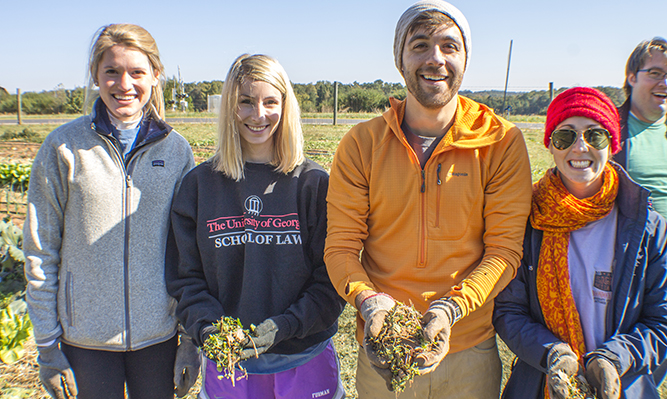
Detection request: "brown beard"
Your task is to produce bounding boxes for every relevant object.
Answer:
[404,67,463,109]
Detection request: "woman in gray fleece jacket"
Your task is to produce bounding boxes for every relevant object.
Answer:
[23,24,198,399]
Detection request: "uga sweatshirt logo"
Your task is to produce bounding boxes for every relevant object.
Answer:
[207,195,302,248]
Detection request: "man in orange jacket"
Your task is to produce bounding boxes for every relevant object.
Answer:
[324,1,532,397]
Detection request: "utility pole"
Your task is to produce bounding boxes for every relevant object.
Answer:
[549,82,554,103]
[501,40,513,117]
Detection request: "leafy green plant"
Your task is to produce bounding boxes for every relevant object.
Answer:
[0,218,26,312]
[0,218,24,275]
[0,128,39,142]
[0,163,31,192]
[0,299,32,364]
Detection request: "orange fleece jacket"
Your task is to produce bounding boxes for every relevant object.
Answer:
[324,96,532,353]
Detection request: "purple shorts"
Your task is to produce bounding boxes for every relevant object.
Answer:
[200,341,345,399]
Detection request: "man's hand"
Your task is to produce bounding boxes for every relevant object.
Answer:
[174,334,200,398]
[546,343,583,399]
[415,298,457,373]
[37,342,77,399]
[585,356,620,399]
[358,291,396,389]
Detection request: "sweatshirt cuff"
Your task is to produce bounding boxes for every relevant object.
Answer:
[271,314,297,343]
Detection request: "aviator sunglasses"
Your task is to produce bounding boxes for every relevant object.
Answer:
[550,128,611,151]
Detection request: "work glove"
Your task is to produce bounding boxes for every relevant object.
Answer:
[546,342,583,399]
[415,298,458,374]
[37,342,78,399]
[240,318,287,360]
[174,334,200,398]
[359,292,396,390]
[585,356,620,399]
[200,324,219,345]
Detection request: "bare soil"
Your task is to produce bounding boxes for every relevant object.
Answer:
[0,142,40,165]
[0,338,48,398]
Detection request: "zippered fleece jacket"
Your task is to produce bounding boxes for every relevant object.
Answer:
[494,163,667,398]
[24,100,195,351]
[325,97,533,353]
[165,160,345,353]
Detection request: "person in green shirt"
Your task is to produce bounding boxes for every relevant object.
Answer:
[615,37,667,217]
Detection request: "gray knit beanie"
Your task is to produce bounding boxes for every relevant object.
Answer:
[393,0,471,74]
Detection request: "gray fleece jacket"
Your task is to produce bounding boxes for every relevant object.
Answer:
[24,103,195,351]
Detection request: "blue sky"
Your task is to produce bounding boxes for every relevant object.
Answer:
[2,0,665,93]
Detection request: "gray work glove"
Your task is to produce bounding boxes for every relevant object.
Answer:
[200,324,218,345]
[415,298,458,374]
[37,342,78,399]
[585,356,620,399]
[546,342,583,399]
[359,293,396,389]
[240,318,287,360]
[174,334,200,398]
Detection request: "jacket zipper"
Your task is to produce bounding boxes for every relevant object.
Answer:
[419,169,427,267]
[435,164,442,228]
[123,173,133,349]
[97,131,134,350]
[92,115,167,350]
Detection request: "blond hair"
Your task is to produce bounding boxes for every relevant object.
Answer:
[212,54,304,181]
[84,24,165,119]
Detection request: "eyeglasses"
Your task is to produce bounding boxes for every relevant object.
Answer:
[550,128,611,150]
[638,68,667,81]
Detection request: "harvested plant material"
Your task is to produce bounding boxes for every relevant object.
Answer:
[202,316,256,385]
[366,302,436,392]
[556,370,598,399]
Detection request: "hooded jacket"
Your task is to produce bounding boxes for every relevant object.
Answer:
[325,96,532,353]
[493,163,667,399]
[24,100,195,351]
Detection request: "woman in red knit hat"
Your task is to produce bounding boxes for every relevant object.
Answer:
[493,87,667,399]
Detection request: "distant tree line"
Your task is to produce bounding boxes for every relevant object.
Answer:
[0,86,84,115]
[294,80,407,113]
[0,81,625,116]
[460,86,626,116]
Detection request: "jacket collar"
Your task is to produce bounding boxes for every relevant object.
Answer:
[384,96,510,150]
[610,160,651,220]
[91,98,173,153]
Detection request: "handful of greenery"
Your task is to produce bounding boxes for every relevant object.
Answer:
[202,316,257,385]
[366,302,437,392]
[556,370,599,399]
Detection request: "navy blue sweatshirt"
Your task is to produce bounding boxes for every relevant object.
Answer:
[165,159,344,354]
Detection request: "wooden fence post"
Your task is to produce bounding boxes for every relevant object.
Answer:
[17,89,22,125]
[333,82,338,126]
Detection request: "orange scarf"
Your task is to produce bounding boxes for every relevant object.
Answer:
[530,164,618,364]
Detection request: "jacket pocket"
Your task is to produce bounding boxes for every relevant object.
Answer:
[65,271,74,327]
[430,163,483,240]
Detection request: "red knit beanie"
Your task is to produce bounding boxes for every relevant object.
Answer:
[544,87,621,154]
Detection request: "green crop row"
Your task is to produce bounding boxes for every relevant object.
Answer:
[0,163,31,192]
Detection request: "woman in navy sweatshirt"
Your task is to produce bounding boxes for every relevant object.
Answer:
[166,54,346,399]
